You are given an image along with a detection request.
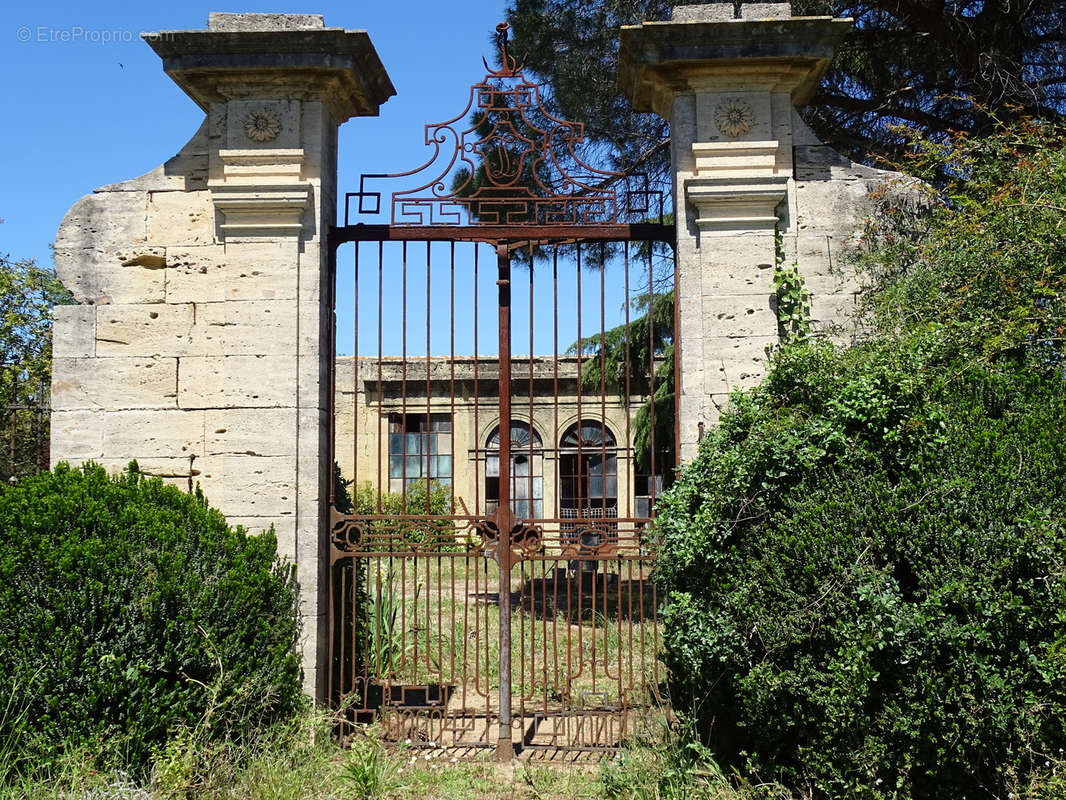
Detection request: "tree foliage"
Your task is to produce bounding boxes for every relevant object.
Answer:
[653,121,1066,798]
[505,0,1066,176]
[572,288,676,476]
[0,254,72,481]
[507,0,672,181]
[799,0,1066,165]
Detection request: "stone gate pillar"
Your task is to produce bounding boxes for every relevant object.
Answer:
[50,13,394,700]
[620,3,892,461]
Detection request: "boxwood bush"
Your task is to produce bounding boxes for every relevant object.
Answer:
[653,121,1066,798]
[0,462,303,776]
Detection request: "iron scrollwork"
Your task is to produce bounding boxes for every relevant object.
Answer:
[345,23,658,227]
[476,513,543,564]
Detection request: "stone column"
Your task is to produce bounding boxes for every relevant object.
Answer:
[50,13,394,700]
[620,4,890,461]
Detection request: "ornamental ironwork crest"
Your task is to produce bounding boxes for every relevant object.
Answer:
[347,23,654,227]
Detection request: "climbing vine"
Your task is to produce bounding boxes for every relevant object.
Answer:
[772,229,812,344]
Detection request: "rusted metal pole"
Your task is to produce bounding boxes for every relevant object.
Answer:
[495,243,514,762]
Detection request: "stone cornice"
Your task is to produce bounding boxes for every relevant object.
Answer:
[142,27,396,121]
[685,175,788,234]
[618,16,851,116]
[210,183,312,238]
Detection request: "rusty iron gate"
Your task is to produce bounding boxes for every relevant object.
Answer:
[327,25,678,761]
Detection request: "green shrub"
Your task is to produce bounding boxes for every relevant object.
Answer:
[352,479,456,549]
[659,369,1066,797]
[0,462,303,776]
[654,121,1066,798]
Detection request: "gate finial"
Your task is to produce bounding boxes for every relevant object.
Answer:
[484,21,523,77]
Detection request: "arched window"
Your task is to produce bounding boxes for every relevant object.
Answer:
[558,420,617,520]
[485,420,543,519]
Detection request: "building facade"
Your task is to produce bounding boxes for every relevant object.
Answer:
[333,356,665,526]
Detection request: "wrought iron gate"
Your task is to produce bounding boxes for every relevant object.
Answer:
[327,25,677,760]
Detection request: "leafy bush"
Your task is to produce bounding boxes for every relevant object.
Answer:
[601,721,753,800]
[654,121,1066,798]
[352,479,456,549]
[0,463,303,776]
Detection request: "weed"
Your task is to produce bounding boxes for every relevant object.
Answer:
[339,736,405,800]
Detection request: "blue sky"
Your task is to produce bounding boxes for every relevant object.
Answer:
[0,1,510,269]
[1,1,658,359]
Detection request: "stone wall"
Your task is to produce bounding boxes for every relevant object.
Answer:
[49,13,393,700]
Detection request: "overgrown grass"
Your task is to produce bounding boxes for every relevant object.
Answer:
[4,703,1065,799]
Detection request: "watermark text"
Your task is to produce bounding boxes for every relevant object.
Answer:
[16,26,175,44]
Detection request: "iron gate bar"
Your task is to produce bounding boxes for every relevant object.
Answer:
[494,242,514,761]
[328,222,674,246]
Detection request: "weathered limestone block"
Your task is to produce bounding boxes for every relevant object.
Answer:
[700,261,775,294]
[165,242,299,304]
[702,294,776,338]
[99,409,206,457]
[672,2,792,21]
[52,248,167,305]
[703,335,775,395]
[53,192,152,305]
[185,300,308,357]
[52,357,178,410]
[146,190,216,246]
[50,410,106,462]
[794,177,887,232]
[95,303,194,357]
[54,191,148,254]
[206,408,298,457]
[51,305,95,359]
[206,12,324,30]
[700,236,776,277]
[802,272,852,298]
[177,355,298,408]
[51,408,205,462]
[809,292,858,330]
[790,233,844,276]
[194,454,297,518]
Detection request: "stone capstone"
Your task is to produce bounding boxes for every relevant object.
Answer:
[207,13,325,31]
[672,3,793,22]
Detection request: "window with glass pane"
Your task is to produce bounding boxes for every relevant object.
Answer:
[559,420,617,516]
[485,421,543,519]
[387,413,452,494]
[634,473,664,519]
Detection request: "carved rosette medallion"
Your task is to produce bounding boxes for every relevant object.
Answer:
[243,109,282,143]
[714,99,755,138]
